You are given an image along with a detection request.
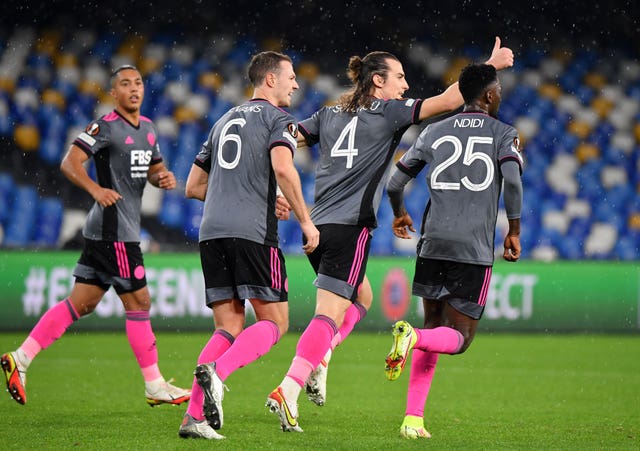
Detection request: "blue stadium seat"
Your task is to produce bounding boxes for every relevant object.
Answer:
[278,219,303,255]
[158,190,185,229]
[33,197,64,246]
[0,25,635,261]
[3,185,38,247]
[369,227,394,256]
[183,198,203,241]
[173,122,203,182]
[0,172,15,225]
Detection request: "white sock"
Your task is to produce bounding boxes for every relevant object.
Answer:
[14,348,32,371]
[280,376,301,406]
[145,376,166,390]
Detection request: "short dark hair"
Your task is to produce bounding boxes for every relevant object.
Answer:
[247,51,292,86]
[110,64,140,86]
[458,64,497,104]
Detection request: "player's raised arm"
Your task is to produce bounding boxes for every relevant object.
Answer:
[418,37,514,121]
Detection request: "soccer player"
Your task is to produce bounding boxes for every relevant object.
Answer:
[383,63,523,439]
[1,65,191,407]
[266,38,514,432]
[177,51,319,440]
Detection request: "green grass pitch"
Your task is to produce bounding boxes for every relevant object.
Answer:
[0,331,638,449]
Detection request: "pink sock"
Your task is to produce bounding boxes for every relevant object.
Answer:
[286,315,337,386]
[331,302,367,349]
[187,329,234,420]
[405,350,439,417]
[24,298,79,359]
[215,320,280,382]
[125,311,161,381]
[415,327,464,354]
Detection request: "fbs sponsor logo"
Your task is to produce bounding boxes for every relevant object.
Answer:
[131,149,153,178]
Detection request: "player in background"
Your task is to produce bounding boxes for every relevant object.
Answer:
[266,38,514,432]
[178,51,319,440]
[1,65,190,408]
[383,63,523,439]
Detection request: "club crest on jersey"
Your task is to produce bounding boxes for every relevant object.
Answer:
[283,123,298,147]
[510,137,524,163]
[287,123,298,138]
[512,137,521,152]
[86,122,100,136]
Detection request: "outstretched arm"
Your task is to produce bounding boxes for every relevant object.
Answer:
[418,36,514,121]
[485,36,514,71]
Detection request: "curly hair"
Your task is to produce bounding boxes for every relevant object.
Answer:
[458,64,497,104]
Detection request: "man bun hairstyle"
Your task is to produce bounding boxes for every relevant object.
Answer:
[247,51,292,86]
[458,63,498,105]
[339,51,398,112]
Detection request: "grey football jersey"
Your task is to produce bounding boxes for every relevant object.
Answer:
[73,110,163,242]
[195,99,298,246]
[299,98,422,228]
[397,112,523,265]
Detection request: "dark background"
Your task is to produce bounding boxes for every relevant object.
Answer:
[3,1,638,57]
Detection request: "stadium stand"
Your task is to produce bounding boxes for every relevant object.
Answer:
[0,1,637,260]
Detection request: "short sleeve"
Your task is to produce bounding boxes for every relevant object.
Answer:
[72,119,111,157]
[298,109,321,146]
[268,110,298,155]
[498,127,523,174]
[396,124,431,178]
[194,132,213,173]
[382,98,423,130]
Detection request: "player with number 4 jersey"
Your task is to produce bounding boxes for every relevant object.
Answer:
[182,51,319,440]
[268,39,515,433]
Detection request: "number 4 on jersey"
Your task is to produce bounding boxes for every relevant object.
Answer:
[331,116,359,168]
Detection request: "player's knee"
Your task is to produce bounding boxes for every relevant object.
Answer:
[275,319,289,339]
[70,298,98,316]
[77,304,97,316]
[452,333,475,355]
[356,282,373,310]
[357,292,373,310]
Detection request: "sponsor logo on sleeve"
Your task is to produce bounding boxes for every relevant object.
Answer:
[287,123,298,138]
[78,132,96,146]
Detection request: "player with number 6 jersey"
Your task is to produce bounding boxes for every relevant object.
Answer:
[180,51,319,440]
[267,39,515,433]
